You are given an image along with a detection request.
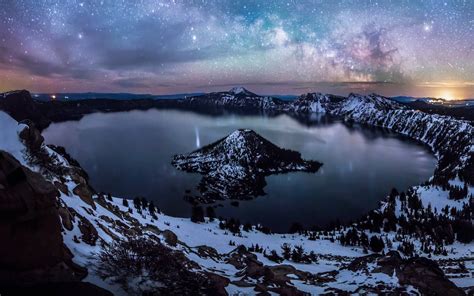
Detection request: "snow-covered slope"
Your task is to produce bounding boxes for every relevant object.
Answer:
[288,92,344,114]
[0,112,28,166]
[182,88,285,110]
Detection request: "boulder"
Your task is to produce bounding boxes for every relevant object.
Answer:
[72,183,96,209]
[0,90,51,130]
[162,229,178,247]
[204,272,230,295]
[58,206,74,231]
[347,251,465,296]
[196,245,220,259]
[77,216,98,246]
[54,181,69,196]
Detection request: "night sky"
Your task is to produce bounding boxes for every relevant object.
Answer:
[1,0,473,98]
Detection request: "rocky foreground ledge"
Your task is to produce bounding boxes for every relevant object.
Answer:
[172,129,322,200]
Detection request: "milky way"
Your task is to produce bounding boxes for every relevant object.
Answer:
[0,0,473,98]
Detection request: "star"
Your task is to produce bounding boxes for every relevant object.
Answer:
[423,23,432,32]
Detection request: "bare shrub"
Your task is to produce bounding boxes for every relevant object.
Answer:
[96,237,217,295]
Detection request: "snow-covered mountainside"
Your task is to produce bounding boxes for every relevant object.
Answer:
[332,93,473,186]
[0,90,473,295]
[287,92,344,114]
[172,129,322,200]
[280,92,472,185]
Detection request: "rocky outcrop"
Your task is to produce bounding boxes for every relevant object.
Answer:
[226,246,312,296]
[346,251,465,295]
[172,129,322,200]
[0,90,51,130]
[0,150,86,285]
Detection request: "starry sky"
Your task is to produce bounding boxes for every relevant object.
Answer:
[1,0,473,99]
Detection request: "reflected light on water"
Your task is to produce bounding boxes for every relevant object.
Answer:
[195,126,201,148]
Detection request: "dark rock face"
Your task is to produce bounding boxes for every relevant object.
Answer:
[172,129,322,200]
[0,151,86,285]
[0,90,51,130]
[347,251,465,295]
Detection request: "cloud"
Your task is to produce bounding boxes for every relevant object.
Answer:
[0,1,238,80]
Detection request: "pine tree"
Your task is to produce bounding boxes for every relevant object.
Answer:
[140,197,148,210]
[291,245,304,262]
[191,206,205,223]
[369,235,385,253]
[289,222,304,234]
[148,201,156,215]
[206,206,216,221]
[281,244,291,260]
[243,223,252,232]
[133,197,141,209]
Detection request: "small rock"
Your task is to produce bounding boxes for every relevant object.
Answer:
[162,229,178,247]
[58,206,74,231]
[78,216,98,246]
[54,181,69,195]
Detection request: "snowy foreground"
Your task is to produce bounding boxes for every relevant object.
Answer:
[0,91,472,295]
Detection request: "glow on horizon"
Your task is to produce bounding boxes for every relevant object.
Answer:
[437,89,456,101]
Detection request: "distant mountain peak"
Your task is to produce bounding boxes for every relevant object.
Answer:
[228,87,256,96]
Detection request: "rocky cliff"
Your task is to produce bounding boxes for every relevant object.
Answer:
[0,151,86,286]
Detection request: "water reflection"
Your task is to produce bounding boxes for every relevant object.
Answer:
[43,109,437,232]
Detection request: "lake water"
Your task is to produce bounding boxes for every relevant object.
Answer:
[43,109,437,232]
